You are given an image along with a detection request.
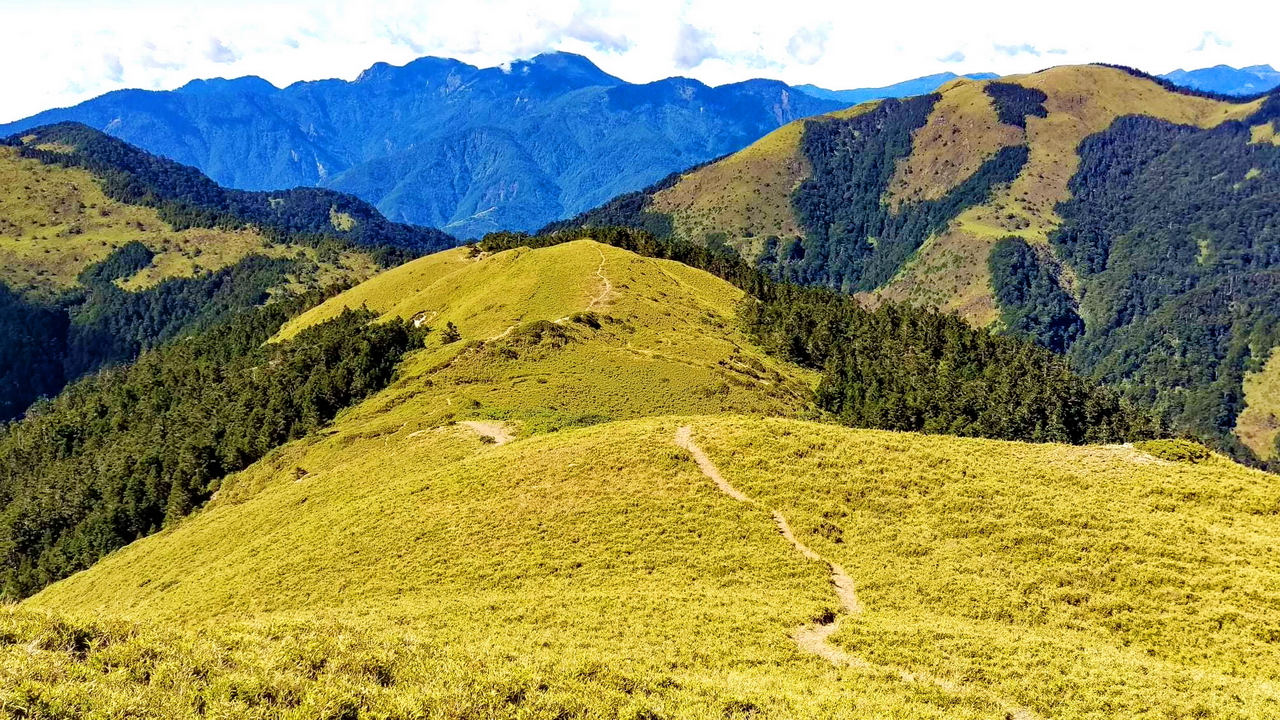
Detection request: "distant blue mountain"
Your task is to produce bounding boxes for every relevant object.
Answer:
[796,72,1000,104]
[0,52,844,238]
[1158,64,1280,96]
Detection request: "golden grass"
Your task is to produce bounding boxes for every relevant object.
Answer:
[274,240,814,441]
[1237,350,1280,459]
[878,66,1264,325]
[0,147,376,295]
[1250,122,1279,146]
[16,412,1280,717]
[884,79,1025,209]
[694,417,1280,718]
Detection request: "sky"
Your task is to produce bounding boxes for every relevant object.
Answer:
[1,0,1277,123]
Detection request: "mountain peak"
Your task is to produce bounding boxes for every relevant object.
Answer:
[505,51,622,88]
[175,76,278,95]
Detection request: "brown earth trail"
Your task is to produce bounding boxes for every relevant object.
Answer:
[673,424,1041,720]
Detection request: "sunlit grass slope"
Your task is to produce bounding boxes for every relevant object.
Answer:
[642,65,1262,327]
[1238,351,1280,460]
[274,239,814,434]
[0,145,376,295]
[11,411,1280,718]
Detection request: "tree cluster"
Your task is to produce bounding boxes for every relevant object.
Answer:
[983,82,1049,128]
[0,299,425,598]
[788,96,1029,292]
[989,236,1084,353]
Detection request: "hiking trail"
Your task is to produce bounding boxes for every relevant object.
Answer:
[673,424,1041,720]
[459,421,515,445]
[586,246,613,310]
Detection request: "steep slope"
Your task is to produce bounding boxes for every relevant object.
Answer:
[557,64,1280,461]
[0,52,846,237]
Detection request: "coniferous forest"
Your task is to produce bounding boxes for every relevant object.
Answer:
[0,295,425,598]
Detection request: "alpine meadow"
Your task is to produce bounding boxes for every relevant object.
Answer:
[2,4,1280,719]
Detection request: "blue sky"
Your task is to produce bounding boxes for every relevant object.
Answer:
[1,0,1276,122]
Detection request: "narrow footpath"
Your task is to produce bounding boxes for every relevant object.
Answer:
[674,424,1040,720]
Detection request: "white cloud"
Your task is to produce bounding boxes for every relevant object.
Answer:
[673,22,718,70]
[786,24,829,66]
[204,37,241,64]
[0,0,1277,123]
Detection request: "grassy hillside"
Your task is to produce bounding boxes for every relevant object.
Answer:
[1236,352,1280,460]
[0,145,374,295]
[12,411,1279,718]
[626,65,1260,322]
[276,240,814,428]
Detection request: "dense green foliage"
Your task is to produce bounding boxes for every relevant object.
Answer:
[983,82,1049,128]
[786,96,1030,291]
[0,53,844,237]
[0,246,327,421]
[1052,108,1280,457]
[0,286,68,422]
[0,299,425,599]
[65,252,303,378]
[77,240,154,285]
[989,237,1083,353]
[481,227,1155,445]
[3,123,454,265]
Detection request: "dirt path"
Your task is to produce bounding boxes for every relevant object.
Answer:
[673,424,1041,720]
[586,246,613,310]
[459,421,515,445]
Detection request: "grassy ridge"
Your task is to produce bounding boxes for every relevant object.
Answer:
[16,416,1280,718]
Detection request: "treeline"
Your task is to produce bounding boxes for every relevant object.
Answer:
[1052,108,1280,458]
[481,227,1156,445]
[0,298,425,598]
[3,123,456,265]
[984,82,1049,128]
[784,96,1027,292]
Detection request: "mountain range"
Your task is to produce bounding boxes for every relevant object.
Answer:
[1159,63,1280,96]
[796,71,1000,104]
[0,52,847,238]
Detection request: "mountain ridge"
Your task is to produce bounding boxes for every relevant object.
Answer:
[0,51,846,238]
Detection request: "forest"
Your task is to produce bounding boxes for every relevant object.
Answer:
[1051,106,1280,457]
[0,248,325,422]
[481,227,1157,446]
[989,236,1084,353]
[0,294,426,599]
